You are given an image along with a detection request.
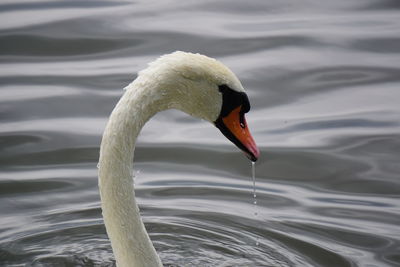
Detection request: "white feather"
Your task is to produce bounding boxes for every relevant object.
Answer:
[98,51,244,267]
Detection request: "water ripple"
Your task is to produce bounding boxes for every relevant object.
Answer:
[1,0,400,266]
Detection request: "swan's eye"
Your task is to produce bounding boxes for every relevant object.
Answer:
[239,112,246,128]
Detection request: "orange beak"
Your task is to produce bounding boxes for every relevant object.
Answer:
[216,105,260,161]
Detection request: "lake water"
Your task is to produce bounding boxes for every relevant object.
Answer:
[1,1,400,266]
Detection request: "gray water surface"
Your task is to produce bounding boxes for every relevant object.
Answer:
[1,1,400,266]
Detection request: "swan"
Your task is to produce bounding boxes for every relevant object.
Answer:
[98,51,259,267]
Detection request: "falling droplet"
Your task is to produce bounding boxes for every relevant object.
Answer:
[133,169,141,187]
[251,161,260,246]
[252,162,257,211]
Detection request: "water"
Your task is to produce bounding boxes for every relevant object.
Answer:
[1,0,400,266]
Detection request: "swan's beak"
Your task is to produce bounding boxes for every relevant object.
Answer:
[215,106,260,162]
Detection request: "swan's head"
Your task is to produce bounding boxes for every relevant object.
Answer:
[137,51,260,161]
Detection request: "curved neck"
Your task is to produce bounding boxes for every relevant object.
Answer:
[98,82,167,267]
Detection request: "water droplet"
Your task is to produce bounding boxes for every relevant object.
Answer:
[251,161,260,247]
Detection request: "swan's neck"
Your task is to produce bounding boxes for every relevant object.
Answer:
[98,81,167,267]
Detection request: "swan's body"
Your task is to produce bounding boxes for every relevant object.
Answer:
[98,52,259,267]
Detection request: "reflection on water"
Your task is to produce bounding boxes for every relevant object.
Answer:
[1,0,400,266]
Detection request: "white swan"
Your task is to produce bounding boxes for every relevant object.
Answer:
[98,51,259,267]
